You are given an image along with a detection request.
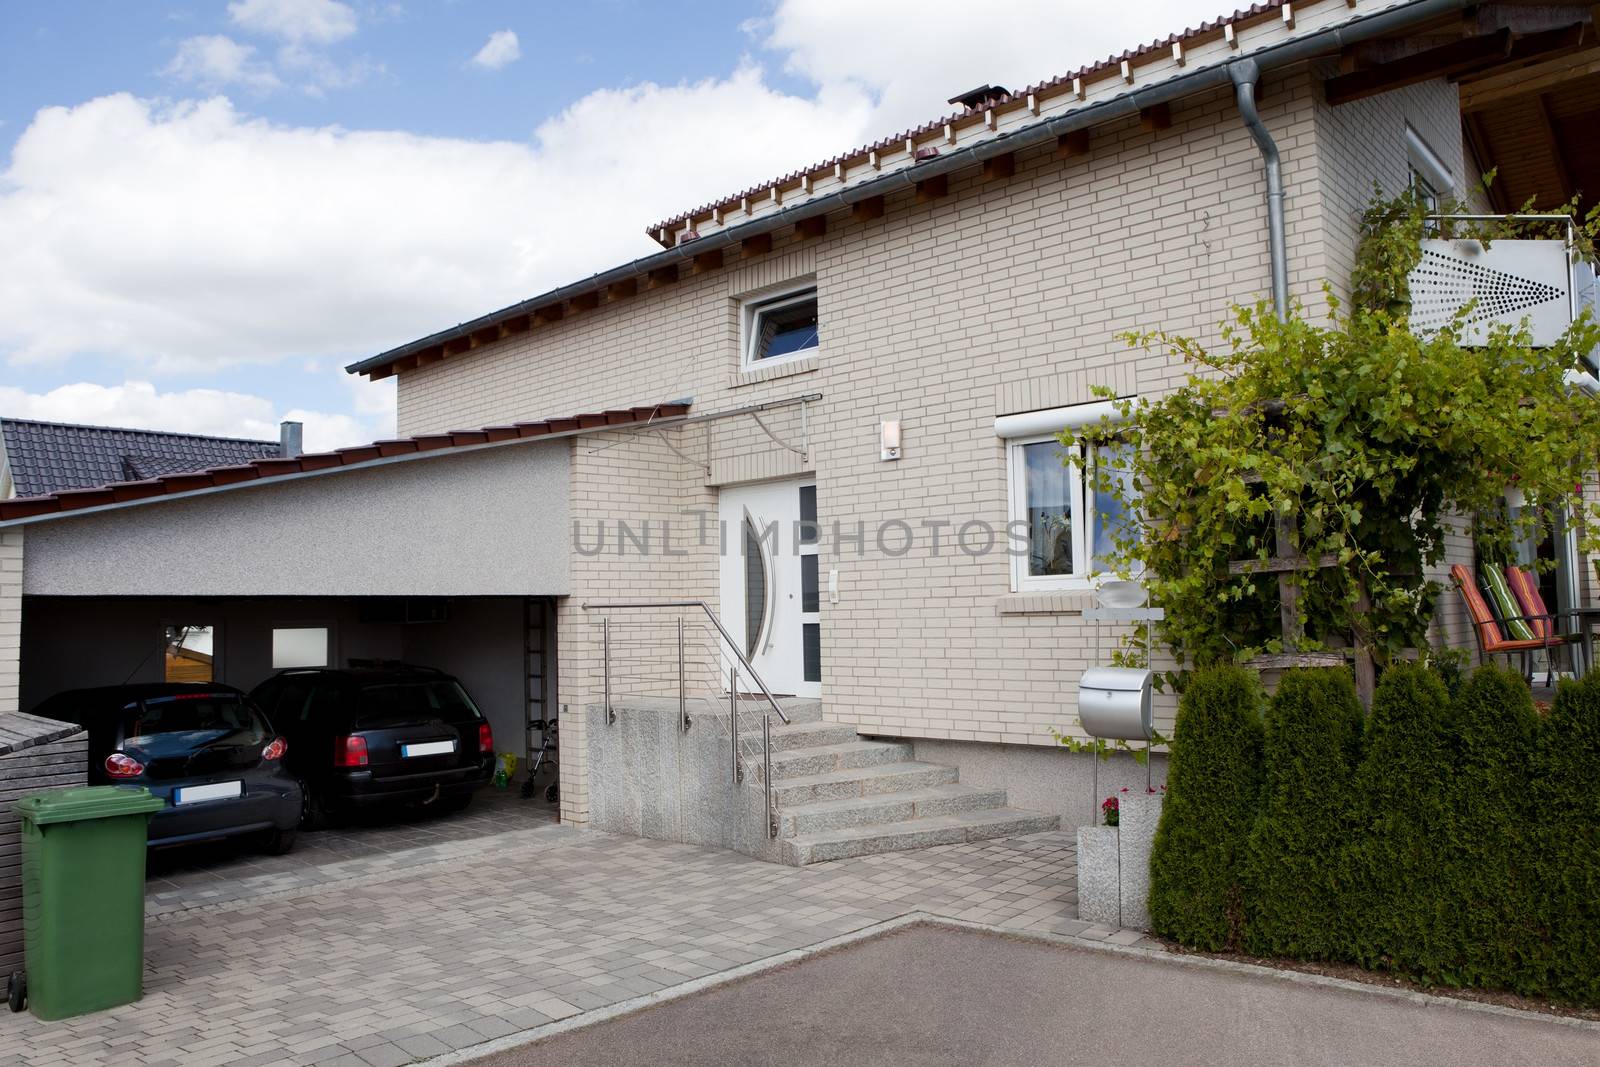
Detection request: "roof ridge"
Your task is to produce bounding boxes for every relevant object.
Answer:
[0,416,278,446]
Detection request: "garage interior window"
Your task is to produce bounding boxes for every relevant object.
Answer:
[164,624,216,683]
[272,627,330,669]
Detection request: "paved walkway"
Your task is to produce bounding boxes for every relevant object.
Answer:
[1,809,1099,1067]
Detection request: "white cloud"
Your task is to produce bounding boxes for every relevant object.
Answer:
[4,0,1226,435]
[762,0,1227,133]
[0,76,871,373]
[471,30,520,71]
[163,35,283,93]
[0,381,386,452]
[227,0,357,45]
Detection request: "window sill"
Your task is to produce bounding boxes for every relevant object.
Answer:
[732,354,818,388]
[995,590,1099,616]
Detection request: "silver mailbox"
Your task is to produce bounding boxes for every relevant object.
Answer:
[1078,666,1154,741]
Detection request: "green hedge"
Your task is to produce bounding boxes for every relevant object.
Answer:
[1346,662,1453,975]
[1149,662,1600,1005]
[1244,668,1365,959]
[1148,664,1263,951]
[1531,674,1600,1003]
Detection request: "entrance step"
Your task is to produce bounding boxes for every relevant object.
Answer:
[777,783,1009,837]
[737,720,859,753]
[756,740,915,782]
[769,761,960,807]
[782,808,1061,866]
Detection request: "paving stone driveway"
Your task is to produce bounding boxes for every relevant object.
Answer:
[1,799,1103,1067]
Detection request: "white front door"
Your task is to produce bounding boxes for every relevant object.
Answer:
[718,479,820,698]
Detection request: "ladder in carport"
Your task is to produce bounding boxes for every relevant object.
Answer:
[522,598,553,799]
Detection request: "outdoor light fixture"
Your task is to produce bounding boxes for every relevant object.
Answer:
[880,420,902,461]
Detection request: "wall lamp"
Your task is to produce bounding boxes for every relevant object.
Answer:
[880,420,902,461]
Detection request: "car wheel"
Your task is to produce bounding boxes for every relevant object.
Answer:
[260,828,297,856]
[7,971,25,1013]
[300,787,332,831]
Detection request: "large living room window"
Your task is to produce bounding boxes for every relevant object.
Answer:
[743,286,819,368]
[999,404,1138,592]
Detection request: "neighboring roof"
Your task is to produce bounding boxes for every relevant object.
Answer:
[0,418,280,499]
[346,0,1455,382]
[0,402,690,525]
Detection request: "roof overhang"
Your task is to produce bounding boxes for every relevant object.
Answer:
[346,0,1479,383]
[0,402,690,528]
[1320,2,1598,217]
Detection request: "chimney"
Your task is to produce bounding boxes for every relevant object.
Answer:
[279,420,303,459]
[948,84,1011,113]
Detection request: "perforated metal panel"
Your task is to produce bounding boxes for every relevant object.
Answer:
[1408,239,1571,346]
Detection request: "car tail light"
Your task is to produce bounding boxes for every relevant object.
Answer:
[261,737,288,761]
[478,722,493,755]
[333,735,369,767]
[105,752,144,778]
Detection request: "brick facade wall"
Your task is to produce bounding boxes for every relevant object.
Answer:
[390,66,1476,819]
[0,530,20,715]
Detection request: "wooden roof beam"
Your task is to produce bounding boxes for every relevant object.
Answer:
[1324,28,1513,105]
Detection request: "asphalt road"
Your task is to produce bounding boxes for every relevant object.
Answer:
[472,924,1600,1067]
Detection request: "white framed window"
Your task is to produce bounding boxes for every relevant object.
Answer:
[741,285,819,369]
[1405,124,1452,210]
[998,403,1140,592]
[271,626,331,669]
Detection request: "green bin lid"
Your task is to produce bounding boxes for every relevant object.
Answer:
[13,785,166,825]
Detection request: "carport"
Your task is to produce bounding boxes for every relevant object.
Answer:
[1,423,584,770]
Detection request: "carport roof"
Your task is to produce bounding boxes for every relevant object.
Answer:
[0,401,689,526]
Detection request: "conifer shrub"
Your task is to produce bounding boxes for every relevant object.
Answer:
[1436,664,1540,989]
[1346,662,1452,976]
[1148,664,1264,950]
[1243,668,1364,959]
[1530,673,1600,1002]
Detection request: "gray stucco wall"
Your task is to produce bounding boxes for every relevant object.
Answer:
[18,442,569,597]
[911,737,1167,829]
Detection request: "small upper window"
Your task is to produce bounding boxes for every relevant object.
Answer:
[743,287,819,367]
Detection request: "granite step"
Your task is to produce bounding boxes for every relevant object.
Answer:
[782,808,1062,866]
[768,761,960,807]
[737,721,860,754]
[777,783,1010,837]
[754,740,915,783]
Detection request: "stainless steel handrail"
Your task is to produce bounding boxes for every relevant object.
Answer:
[581,599,793,726]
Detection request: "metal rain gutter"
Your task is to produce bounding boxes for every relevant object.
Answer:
[347,0,1473,376]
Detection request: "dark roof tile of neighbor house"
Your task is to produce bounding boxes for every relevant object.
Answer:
[1,418,282,499]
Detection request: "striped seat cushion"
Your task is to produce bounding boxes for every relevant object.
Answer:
[1504,566,1552,639]
[1452,563,1507,645]
[1481,565,1535,641]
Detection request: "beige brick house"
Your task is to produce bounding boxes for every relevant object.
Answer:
[2,0,1595,859]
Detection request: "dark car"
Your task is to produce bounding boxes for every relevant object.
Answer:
[249,665,494,827]
[30,683,302,854]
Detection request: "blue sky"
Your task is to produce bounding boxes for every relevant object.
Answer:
[0,0,1217,449]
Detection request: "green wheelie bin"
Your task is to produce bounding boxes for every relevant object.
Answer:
[11,786,166,1020]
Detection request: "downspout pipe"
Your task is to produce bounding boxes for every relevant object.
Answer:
[1230,59,1289,321]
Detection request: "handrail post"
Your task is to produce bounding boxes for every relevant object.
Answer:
[677,616,689,732]
[764,714,775,840]
[603,618,614,725]
[730,665,742,784]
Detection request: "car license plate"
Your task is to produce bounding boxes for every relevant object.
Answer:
[175,781,243,805]
[402,740,456,758]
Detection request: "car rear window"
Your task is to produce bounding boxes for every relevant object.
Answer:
[121,694,268,759]
[354,681,483,727]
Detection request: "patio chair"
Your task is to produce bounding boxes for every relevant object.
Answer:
[1449,563,1576,685]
